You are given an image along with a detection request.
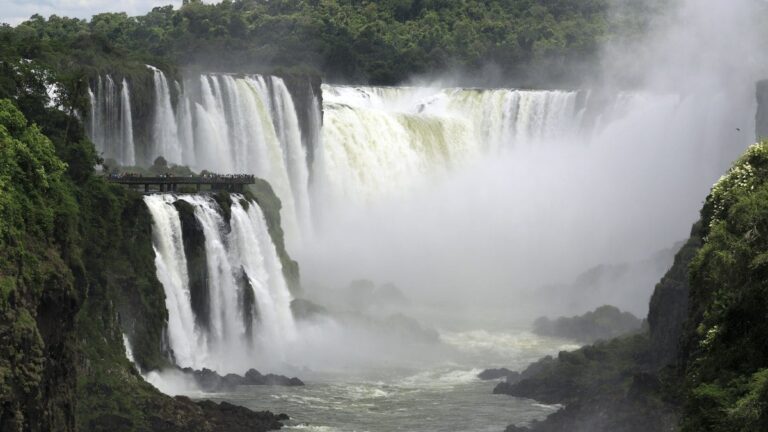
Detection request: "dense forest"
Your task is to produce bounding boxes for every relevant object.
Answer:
[1,0,663,90]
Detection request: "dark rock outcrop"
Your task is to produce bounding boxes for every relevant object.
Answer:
[235,267,259,338]
[178,367,304,392]
[279,72,323,168]
[478,368,520,381]
[85,394,289,432]
[291,298,328,320]
[174,199,211,332]
[756,80,768,141]
[247,179,301,293]
[533,305,643,344]
[192,398,288,432]
[647,225,701,368]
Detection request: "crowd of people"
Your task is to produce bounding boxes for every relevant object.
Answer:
[106,172,255,181]
[199,173,255,181]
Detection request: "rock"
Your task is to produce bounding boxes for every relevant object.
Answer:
[176,396,288,432]
[532,305,642,343]
[173,200,211,332]
[495,228,704,432]
[478,368,520,381]
[291,298,328,320]
[244,368,305,386]
[177,367,304,392]
[756,80,768,140]
[647,227,701,368]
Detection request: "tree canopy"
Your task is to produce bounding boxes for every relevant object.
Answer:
[0,0,664,87]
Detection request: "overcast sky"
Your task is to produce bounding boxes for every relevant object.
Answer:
[0,0,185,26]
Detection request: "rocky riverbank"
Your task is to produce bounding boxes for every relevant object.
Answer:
[178,367,304,392]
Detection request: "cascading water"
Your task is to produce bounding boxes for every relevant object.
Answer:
[87,75,135,165]
[148,65,182,165]
[191,73,305,245]
[314,85,584,205]
[88,69,591,245]
[144,194,296,373]
[120,79,136,166]
[269,77,312,235]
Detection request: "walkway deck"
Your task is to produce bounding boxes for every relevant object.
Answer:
[107,174,256,193]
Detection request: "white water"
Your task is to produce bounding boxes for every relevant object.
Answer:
[144,194,296,373]
[188,73,307,246]
[120,79,136,166]
[143,195,201,367]
[148,65,182,165]
[313,85,583,207]
[193,327,576,432]
[88,68,316,246]
[303,81,755,320]
[87,75,135,165]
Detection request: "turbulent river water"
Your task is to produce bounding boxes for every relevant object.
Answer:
[197,329,578,432]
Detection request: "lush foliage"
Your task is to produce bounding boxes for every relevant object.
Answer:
[0,97,80,431]
[0,0,664,87]
[682,142,768,432]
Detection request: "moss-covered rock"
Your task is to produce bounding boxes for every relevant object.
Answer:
[246,178,301,293]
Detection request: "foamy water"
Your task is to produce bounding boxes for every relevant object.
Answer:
[198,329,572,432]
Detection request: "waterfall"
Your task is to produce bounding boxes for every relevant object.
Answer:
[148,65,181,165]
[314,85,583,205]
[145,194,295,373]
[89,70,591,243]
[181,73,305,246]
[120,79,136,166]
[86,75,135,166]
[144,195,203,367]
[270,77,312,235]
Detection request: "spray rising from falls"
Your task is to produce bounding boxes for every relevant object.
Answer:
[144,194,296,373]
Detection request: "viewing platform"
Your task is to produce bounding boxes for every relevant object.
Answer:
[107,173,256,193]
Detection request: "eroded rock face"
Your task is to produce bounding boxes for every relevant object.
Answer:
[647,224,702,369]
[756,80,768,141]
[174,200,211,332]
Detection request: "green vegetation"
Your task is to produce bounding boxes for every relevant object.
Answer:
[0,38,294,427]
[0,97,79,431]
[247,178,301,293]
[1,0,664,88]
[682,142,768,431]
